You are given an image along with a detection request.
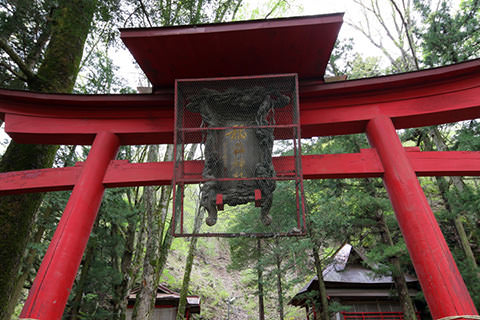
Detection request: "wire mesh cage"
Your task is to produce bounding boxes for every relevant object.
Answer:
[172,74,305,237]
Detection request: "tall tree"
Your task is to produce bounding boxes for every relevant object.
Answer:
[176,191,203,320]
[345,0,480,311]
[4,146,77,318]
[0,1,101,319]
[123,1,243,317]
[229,232,269,319]
[256,240,266,320]
[348,0,419,72]
[402,126,480,306]
[273,240,285,320]
[132,145,161,320]
[415,0,480,66]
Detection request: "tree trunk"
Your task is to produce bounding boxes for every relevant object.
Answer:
[112,212,138,320]
[4,206,53,318]
[130,184,149,285]
[274,239,284,320]
[376,212,417,320]
[453,215,478,269]
[28,0,96,93]
[0,1,96,319]
[132,145,160,320]
[4,147,77,317]
[176,197,203,320]
[429,128,478,271]
[312,246,329,320]
[257,240,265,320]
[158,144,175,238]
[157,144,197,279]
[155,146,175,277]
[0,145,57,320]
[415,128,479,273]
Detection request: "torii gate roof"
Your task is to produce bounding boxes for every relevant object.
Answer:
[120,13,344,90]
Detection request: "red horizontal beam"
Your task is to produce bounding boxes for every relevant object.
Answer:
[5,80,480,145]
[1,60,480,145]
[4,113,174,145]
[1,149,480,195]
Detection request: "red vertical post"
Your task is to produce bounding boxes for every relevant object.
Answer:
[366,115,478,319]
[20,131,120,320]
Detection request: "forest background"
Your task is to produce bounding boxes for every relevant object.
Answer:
[0,0,479,319]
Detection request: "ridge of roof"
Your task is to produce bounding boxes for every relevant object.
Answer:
[296,244,418,296]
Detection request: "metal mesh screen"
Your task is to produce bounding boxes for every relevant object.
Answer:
[173,74,305,237]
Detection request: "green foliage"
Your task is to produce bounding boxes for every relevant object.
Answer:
[0,0,55,89]
[454,120,480,151]
[455,254,480,306]
[347,55,384,79]
[75,50,134,94]
[235,0,301,20]
[65,188,139,319]
[415,0,480,66]
[327,38,384,79]
[120,0,243,27]
[326,38,355,77]
[401,124,480,309]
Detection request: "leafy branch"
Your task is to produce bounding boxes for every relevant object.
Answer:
[389,0,420,69]
[0,38,36,82]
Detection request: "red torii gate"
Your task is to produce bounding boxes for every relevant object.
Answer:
[0,14,479,320]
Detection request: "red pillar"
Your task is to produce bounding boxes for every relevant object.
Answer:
[20,131,120,320]
[366,115,478,319]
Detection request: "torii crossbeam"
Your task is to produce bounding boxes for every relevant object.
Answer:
[0,14,479,320]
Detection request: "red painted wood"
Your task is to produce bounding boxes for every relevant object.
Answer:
[120,14,343,88]
[341,312,421,320]
[1,60,480,145]
[0,164,80,194]
[20,132,120,320]
[366,116,478,319]
[5,82,480,143]
[1,59,477,117]
[255,189,261,207]
[4,113,173,145]
[3,149,480,195]
[408,149,480,176]
[299,82,480,137]
[216,194,224,211]
[126,305,177,309]
[0,88,171,116]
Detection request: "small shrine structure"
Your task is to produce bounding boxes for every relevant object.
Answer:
[0,13,479,320]
[126,284,200,320]
[290,244,423,320]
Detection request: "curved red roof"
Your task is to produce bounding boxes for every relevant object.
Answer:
[120,13,343,90]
